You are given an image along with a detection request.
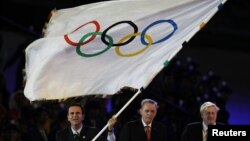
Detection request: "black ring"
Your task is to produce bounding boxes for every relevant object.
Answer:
[101,21,138,46]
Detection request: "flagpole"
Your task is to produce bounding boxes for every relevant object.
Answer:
[91,88,142,141]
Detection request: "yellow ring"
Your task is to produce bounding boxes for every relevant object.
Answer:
[115,32,153,57]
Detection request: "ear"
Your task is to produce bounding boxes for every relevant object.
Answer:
[67,114,70,122]
[139,108,142,116]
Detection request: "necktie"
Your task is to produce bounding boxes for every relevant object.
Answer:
[203,130,207,141]
[73,131,80,141]
[145,126,151,141]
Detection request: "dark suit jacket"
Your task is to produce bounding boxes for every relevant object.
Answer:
[181,122,224,141]
[23,127,48,141]
[118,119,167,141]
[56,126,105,141]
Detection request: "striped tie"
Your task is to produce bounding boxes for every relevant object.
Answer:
[203,130,207,141]
[145,126,151,141]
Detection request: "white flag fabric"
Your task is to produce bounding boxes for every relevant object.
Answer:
[24,0,227,101]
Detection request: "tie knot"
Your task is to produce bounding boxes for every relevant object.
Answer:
[145,126,150,129]
[73,134,80,140]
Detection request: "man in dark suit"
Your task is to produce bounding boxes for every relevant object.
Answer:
[22,107,50,141]
[56,103,116,141]
[181,101,223,141]
[118,99,167,141]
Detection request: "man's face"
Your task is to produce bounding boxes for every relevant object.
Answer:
[67,106,84,127]
[201,106,217,125]
[140,103,157,125]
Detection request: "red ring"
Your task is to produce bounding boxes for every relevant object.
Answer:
[64,20,100,46]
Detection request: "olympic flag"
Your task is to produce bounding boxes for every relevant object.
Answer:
[24,0,227,101]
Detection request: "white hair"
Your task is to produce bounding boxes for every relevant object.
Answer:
[141,99,159,109]
[200,101,219,114]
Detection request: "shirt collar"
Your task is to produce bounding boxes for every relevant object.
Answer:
[202,121,208,131]
[71,125,83,134]
[202,121,216,131]
[141,118,152,127]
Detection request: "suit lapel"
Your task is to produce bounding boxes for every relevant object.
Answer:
[150,122,157,141]
[138,119,150,141]
[189,123,203,141]
[79,126,87,141]
[67,127,75,141]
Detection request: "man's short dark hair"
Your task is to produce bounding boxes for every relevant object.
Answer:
[67,103,84,114]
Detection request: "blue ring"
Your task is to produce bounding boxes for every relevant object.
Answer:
[141,19,177,45]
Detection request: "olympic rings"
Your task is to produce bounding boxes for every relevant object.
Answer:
[64,19,178,57]
[64,20,100,46]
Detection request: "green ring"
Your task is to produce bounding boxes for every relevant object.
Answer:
[76,32,113,57]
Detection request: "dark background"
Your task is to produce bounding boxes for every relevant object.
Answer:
[1,0,250,124]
